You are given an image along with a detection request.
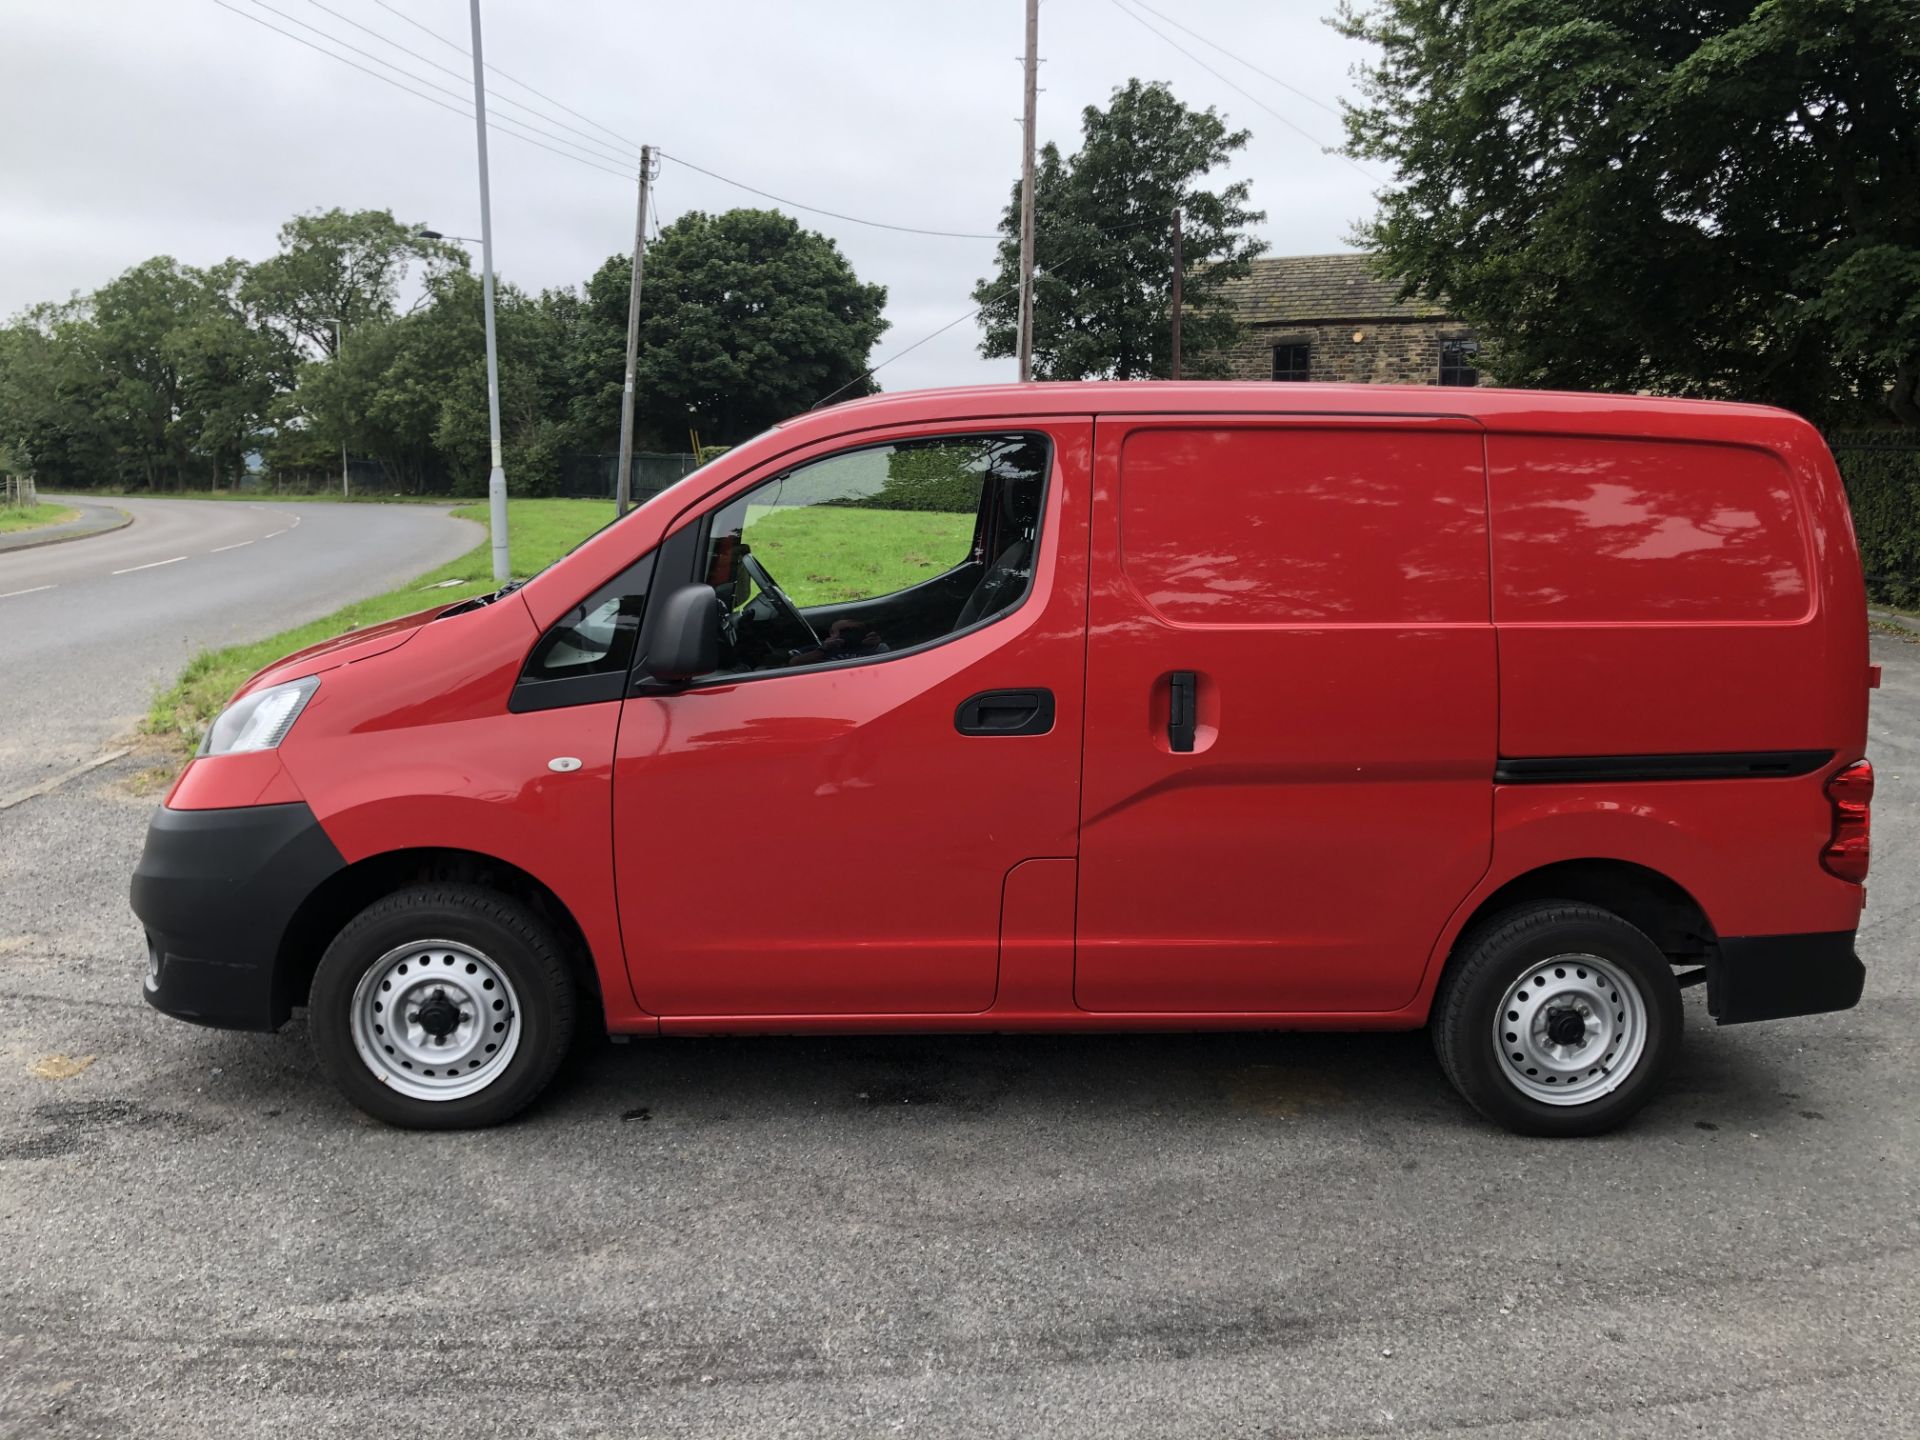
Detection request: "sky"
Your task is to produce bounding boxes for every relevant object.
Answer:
[0,0,1384,394]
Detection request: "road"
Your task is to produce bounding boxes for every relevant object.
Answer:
[0,562,1914,1433]
[0,496,482,797]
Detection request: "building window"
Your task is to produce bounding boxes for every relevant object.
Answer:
[1439,338,1479,387]
[1271,342,1311,382]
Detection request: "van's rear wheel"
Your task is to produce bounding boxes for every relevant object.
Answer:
[1432,902,1682,1137]
[310,884,576,1129]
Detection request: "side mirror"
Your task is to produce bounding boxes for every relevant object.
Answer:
[640,583,720,685]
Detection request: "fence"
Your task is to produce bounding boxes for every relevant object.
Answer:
[251,452,703,501]
[1830,433,1920,609]
[554,452,704,501]
[3,474,38,509]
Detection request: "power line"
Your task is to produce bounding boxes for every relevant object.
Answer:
[815,193,1268,409]
[658,152,998,241]
[371,0,646,154]
[214,0,470,125]
[812,280,1024,409]
[210,0,647,182]
[1104,0,1383,182]
[244,0,642,176]
[1121,0,1344,119]
[297,0,645,167]
[220,1,1000,244]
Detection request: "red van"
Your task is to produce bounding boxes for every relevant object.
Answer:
[130,384,1874,1135]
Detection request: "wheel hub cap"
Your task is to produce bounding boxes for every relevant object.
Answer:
[1492,954,1649,1106]
[348,941,521,1103]
[414,992,463,1039]
[1544,1007,1587,1046]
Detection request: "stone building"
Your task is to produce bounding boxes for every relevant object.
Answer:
[1212,252,1481,388]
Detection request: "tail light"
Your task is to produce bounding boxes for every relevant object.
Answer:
[1821,760,1874,883]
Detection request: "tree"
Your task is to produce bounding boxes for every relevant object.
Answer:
[973,79,1266,380]
[0,257,279,490]
[0,302,118,488]
[294,270,582,495]
[574,209,889,448]
[167,259,281,488]
[1337,0,1920,425]
[241,208,463,366]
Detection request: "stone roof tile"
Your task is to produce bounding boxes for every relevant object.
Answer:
[1219,252,1450,324]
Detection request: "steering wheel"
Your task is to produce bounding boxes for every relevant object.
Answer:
[740,551,819,647]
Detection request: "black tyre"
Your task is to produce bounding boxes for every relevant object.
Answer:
[1432,901,1682,1137]
[309,883,577,1129]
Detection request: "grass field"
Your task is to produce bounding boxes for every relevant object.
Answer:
[744,505,974,607]
[0,501,79,534]
[150,499,615,748]
[148,498,981,751]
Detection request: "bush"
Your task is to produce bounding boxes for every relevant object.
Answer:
[1832,436,1920,609]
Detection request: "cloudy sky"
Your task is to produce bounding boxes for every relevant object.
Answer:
[1,0,1383,392]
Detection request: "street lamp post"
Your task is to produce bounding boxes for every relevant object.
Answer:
[467,0,510,583]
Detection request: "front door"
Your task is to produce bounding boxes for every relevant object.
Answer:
[613,420,1091,1018]
[1074,415,1496,1014]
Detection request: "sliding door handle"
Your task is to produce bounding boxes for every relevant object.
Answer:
[1168,671,1197,753]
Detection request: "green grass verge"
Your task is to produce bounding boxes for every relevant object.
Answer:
[0,502,80,534]
[149,499,615,750]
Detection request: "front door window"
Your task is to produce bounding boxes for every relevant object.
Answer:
[696,432,1050,678]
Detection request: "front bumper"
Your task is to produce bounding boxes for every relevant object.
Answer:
[130,801,345,1032]
[1708,930,1865,1025]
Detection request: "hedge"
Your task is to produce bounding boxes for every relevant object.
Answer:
[1831,436,1920,609]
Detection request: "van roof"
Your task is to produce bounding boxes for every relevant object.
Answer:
[791,381,1807,440]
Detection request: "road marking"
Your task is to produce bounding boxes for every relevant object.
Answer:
[211,541,252,552]
[263,528,288,538]
[112,556,187,575]
[0,746,134,812]
[0,584,54,599]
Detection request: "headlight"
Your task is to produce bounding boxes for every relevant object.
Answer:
[200,676,320,757]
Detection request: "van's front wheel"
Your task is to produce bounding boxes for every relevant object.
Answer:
[310,884,577,1129]
[1432,902,1682,1137]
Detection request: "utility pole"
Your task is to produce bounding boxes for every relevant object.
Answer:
[328,316,350,496]
[615,144,657,518]
[1169,206,1183,381]
[468,0,509,582]
[1015,0,1038,382]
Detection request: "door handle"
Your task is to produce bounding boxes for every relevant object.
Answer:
[1168,671,1197,753]
[955,688,1055,737]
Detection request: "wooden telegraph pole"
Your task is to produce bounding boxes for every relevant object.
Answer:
[1170,205,1184,380]
[1016,0,1039,382]
[615,144,658,517]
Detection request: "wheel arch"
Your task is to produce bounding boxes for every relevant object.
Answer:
[277,847,604,1023]
[1418,857,1718,1019]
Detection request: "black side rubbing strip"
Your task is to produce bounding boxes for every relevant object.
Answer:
[1494,750,1835,784]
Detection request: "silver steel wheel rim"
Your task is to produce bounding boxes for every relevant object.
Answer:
[1492,953,1649,1106]
[349,940,521,1102]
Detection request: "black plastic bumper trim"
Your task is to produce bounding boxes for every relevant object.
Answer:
[1708,930,1864,1026]
[1495,750,1834,784]
[130,801,345,1032]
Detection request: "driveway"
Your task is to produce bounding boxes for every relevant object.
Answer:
[0,622,1913,1438]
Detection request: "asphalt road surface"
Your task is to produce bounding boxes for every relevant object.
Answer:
[0,544,1915,1433]
[0,496,482,798]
